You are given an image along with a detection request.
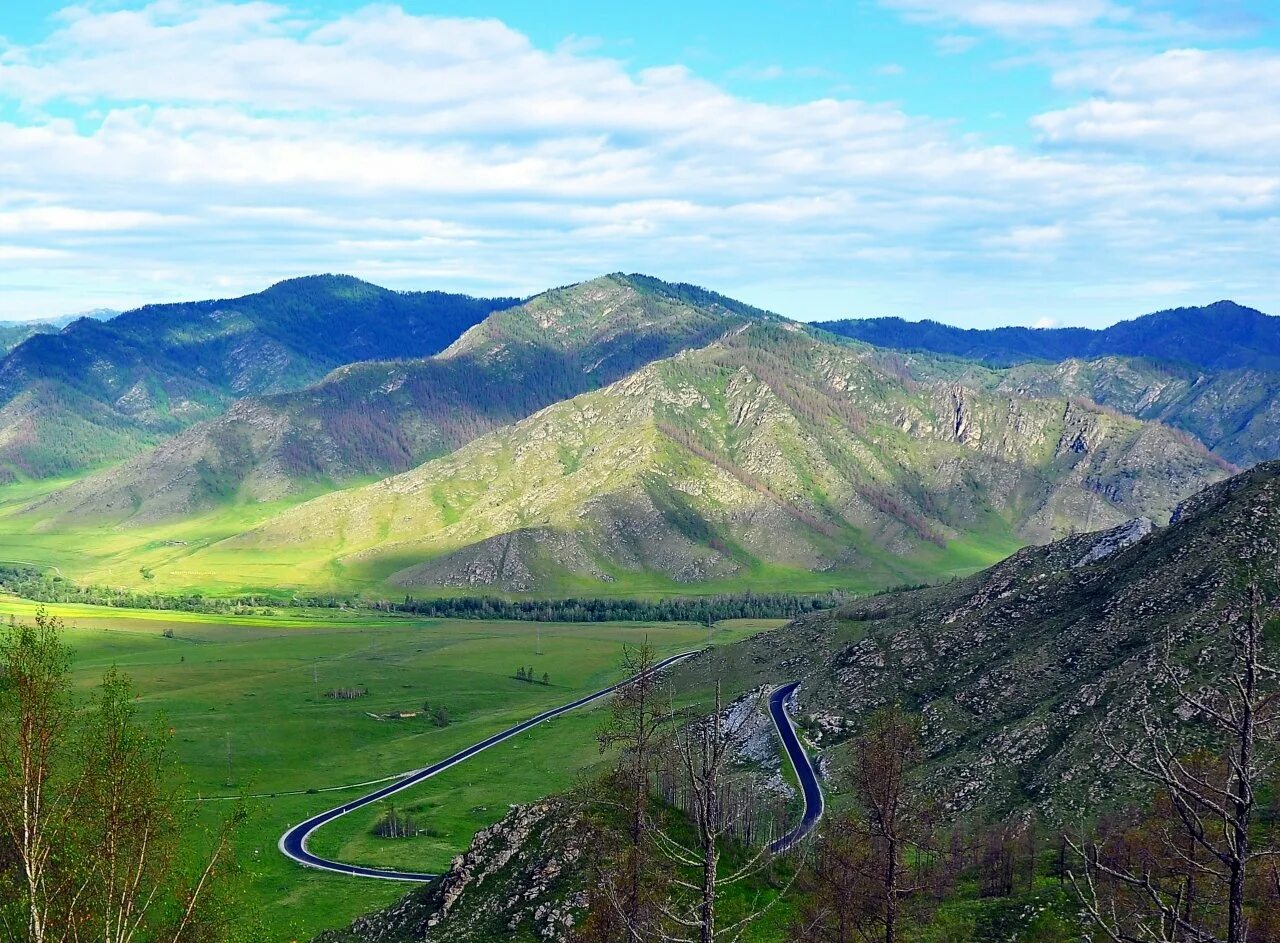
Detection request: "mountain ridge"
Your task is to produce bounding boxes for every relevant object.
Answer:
[0,276,518,481]
[149,320,1230,596]
[25,274,768,524]
[697,459,1280,817]
[817,300,1280,370]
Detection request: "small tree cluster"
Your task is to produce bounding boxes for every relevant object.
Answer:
[514,667,549,685]
[323,686,368,700]
[372,804,417,839]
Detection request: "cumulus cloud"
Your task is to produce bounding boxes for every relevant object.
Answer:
[1035,49,1280,160]
[0,1,1273,325]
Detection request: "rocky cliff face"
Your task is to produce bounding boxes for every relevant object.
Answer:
[315,800,587,943]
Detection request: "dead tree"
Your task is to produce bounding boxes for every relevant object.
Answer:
[1071,583,1280,943]
[579,642,673,943]
[649,682,787,943]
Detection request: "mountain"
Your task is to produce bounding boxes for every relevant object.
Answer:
[162,321,1230,596]
[0,321,58,356]
[702,461,1280,817]
[0,276,517,481]
[993,356,1280,467]
[818,300,1280,370]
[26,274,771,524]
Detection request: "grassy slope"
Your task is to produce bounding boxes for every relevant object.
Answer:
[14,596,772,940]
[27,274,765,525]
[131,323,1224,598]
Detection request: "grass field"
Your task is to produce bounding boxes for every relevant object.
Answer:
[0,596,780,940]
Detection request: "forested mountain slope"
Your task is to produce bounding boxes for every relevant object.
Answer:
[170,321,1229,596]
[26,275,768,524]
[705,461,1280,816]
[0,275,515,480]
[817,300,1280,369]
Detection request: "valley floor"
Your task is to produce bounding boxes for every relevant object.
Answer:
[3,596,777,940]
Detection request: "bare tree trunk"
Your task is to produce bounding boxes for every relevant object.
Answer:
[884,834,898,943]
[1071,581,1280,943]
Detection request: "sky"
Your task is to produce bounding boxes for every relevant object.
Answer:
[0,1,1277,327]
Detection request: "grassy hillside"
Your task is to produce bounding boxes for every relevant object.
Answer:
[27,274,768,524]
[0,275,516,481]
[694,461,1280,818]
[137,321,1227,597]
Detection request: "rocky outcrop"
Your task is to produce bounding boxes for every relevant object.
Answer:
[1074,516,1154,567]
[315,800,587,943]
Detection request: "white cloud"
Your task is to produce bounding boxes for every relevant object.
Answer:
[0,1,1272,325]
[1033,316,1060,328]
[881,1,1121,34]
[982,223,1068,252]
[1035,49,1280,159]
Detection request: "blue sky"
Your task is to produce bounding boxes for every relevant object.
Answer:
[0,1,1277,326]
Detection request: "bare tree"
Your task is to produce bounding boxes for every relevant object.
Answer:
[578,642,672,943]
[791,814,878,943]
[795,706,932,943]
[649,681,784,943]
[1071,583,1280,943]
[0,609,240,943]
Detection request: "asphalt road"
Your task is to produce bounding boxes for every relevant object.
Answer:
[766,681,826,854]
[279,656,823,881]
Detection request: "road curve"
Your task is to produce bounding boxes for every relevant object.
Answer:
[767,682,825,854]
[279,658,825,881]
[279,650,700,881]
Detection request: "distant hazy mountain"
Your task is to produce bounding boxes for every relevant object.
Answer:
[46,308,120,327]
[29,274,770,523]
[817,300,1280,370]
[0,322,58,356]
[0,275,517,480]
[167,320,1228,596]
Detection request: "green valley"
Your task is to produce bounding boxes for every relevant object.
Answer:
[8,596,773,940]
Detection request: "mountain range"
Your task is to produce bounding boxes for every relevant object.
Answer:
[6,273,1279,597]
[0,276,517,481]
[164,318,1226,595]
[817,300,1280,369]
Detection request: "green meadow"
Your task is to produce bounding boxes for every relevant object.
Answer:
[0,596,778,940]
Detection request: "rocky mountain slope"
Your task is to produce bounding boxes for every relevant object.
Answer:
[0,276,515,481]
[818,300,1280,370]
[704,461,1280,817]
[818,302,1280,468]
[994,356,1280,467]
[315,800,587,943]
[25,275,768,524]
[170,321,1229,595]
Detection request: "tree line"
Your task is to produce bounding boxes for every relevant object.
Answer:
[0,564,846,624]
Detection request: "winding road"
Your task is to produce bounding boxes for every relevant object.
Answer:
[279,654,823,882]
[766,681,826,854]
